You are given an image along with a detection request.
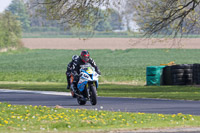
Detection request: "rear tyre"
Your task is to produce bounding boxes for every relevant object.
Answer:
[77,97,86,105]
[89,85,97,105]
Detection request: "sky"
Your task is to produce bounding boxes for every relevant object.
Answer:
[0,0,12,13]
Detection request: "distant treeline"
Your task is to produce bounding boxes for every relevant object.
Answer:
[23,29,140,38]
[0,12,21,49]
[7,0,126,37]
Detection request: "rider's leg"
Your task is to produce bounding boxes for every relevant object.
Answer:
[66,71,71,89]
[67,75,71,89]
[71,75,79,93]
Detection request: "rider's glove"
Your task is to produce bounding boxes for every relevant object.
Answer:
[97,71,101,75]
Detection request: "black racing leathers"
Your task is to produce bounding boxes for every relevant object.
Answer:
[66,60,77,89]
[66,61,74,76]
[72,57,101,84]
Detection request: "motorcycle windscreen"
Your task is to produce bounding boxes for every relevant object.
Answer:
[78,81,88,92]
[86,67,93,74]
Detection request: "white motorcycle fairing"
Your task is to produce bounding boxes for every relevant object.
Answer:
[77,67,99,92]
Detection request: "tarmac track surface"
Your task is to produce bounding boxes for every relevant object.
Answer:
[0,89,200,115]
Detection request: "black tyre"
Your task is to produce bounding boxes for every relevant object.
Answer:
[171,69,184,74]
[193,71,200,75]
[173,73,193,79]
[173,82,186,85]
[89,85,97,105]
[184,69,193,74]
[171,64,193,69]
[193,64,200,69]
[77,97,86,105]
[196,81,200,85]
[173,78,186,83]
[172,73,184,78]
[196,79,200,82]
[186,79,193,85]
[163,66,173,85]
[185,74,193,78]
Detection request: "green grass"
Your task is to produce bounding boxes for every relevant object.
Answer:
[1,48,200,83]
[22,31,140,38]
[22,31,200,38]
[1,82,200,100]
[0,102,200,132]
[99,84,200,100]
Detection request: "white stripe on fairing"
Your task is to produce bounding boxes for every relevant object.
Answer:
[0,89,71,96]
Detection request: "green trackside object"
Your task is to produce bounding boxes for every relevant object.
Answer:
[146,66,166,86]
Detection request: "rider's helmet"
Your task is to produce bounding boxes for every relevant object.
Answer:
[80,50,90,63]
[72,55,79,61]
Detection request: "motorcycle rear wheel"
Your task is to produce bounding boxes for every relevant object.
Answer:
[77,97,86,105]
[89,85,97,105]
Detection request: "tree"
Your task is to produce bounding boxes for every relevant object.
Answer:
[109,10,123,30]
[131,0,200,37]
[95,19,112,31]
[7,0,30,31]
[93,9,112,32]
[0,12,22,48]
[28,0,200,36]
[27,0,123,30]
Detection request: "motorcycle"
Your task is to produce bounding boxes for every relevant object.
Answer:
[74,66,100,105]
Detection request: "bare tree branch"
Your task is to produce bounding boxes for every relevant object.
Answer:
[131,0,200,37]
[27,0,115,31]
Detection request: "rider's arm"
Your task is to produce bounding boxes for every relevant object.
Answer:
[89,58,101,75]
[71,61,79,76]
[66,61,73,76]
[71,61,80,83]
[67,61,73,71]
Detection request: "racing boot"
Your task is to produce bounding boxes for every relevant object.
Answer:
[70,84,77,98]
[70,84,75,92]
[71,83,78,94]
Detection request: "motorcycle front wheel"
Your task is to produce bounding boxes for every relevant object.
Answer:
[89,85,97,105]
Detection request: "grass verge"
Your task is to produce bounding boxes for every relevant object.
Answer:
[0,102,200,132]
[0,82,200,101]
[1,49,200,83]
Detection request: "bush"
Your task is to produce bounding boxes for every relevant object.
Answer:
[0,12,22,49]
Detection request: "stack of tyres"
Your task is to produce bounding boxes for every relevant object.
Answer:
[163,66,173,85]
[193,64,200,84]
[146,66,166,86]
[164,64,193,85]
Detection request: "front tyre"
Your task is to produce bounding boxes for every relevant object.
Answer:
[89,85,97,105]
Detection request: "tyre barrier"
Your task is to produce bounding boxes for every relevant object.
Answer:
[147,64,197,86]
[163,66,173,85]
[193,64,200,85]
[163,64,193,85]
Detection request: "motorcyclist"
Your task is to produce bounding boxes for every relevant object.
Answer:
[71,50,101,93]
[66,55,79,89]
